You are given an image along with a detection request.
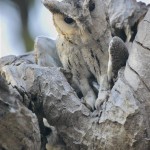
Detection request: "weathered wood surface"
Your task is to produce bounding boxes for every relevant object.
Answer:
[0,3,150,150]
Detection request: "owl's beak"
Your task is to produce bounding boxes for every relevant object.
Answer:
[86,26,92,34]
[42,0,69,14]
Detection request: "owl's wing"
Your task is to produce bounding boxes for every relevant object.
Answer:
[107,36,129,87]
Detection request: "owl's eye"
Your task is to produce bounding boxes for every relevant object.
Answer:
[89,1,95,12]
[64,17,74,24]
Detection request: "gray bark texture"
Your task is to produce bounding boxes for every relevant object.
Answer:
[105,0,148,42]
[0,2,150,150]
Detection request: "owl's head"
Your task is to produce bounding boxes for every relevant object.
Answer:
[42,0,110,45]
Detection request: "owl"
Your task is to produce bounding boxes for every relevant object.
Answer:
[41,0,128,111]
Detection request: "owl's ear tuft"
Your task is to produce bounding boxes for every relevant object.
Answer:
[42,0,69,14]
[42,0,62,13]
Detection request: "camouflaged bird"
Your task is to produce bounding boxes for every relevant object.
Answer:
[36,0,128,111]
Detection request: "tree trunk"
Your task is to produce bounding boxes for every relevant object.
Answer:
[0,3,150,150]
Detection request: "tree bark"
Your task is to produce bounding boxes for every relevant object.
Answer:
[0,5,150,150]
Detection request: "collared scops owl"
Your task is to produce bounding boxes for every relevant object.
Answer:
[42,0,128,111]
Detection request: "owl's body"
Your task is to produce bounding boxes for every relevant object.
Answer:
[57,35,97,109]
[47,0,112,110]
[41,0,128,110]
